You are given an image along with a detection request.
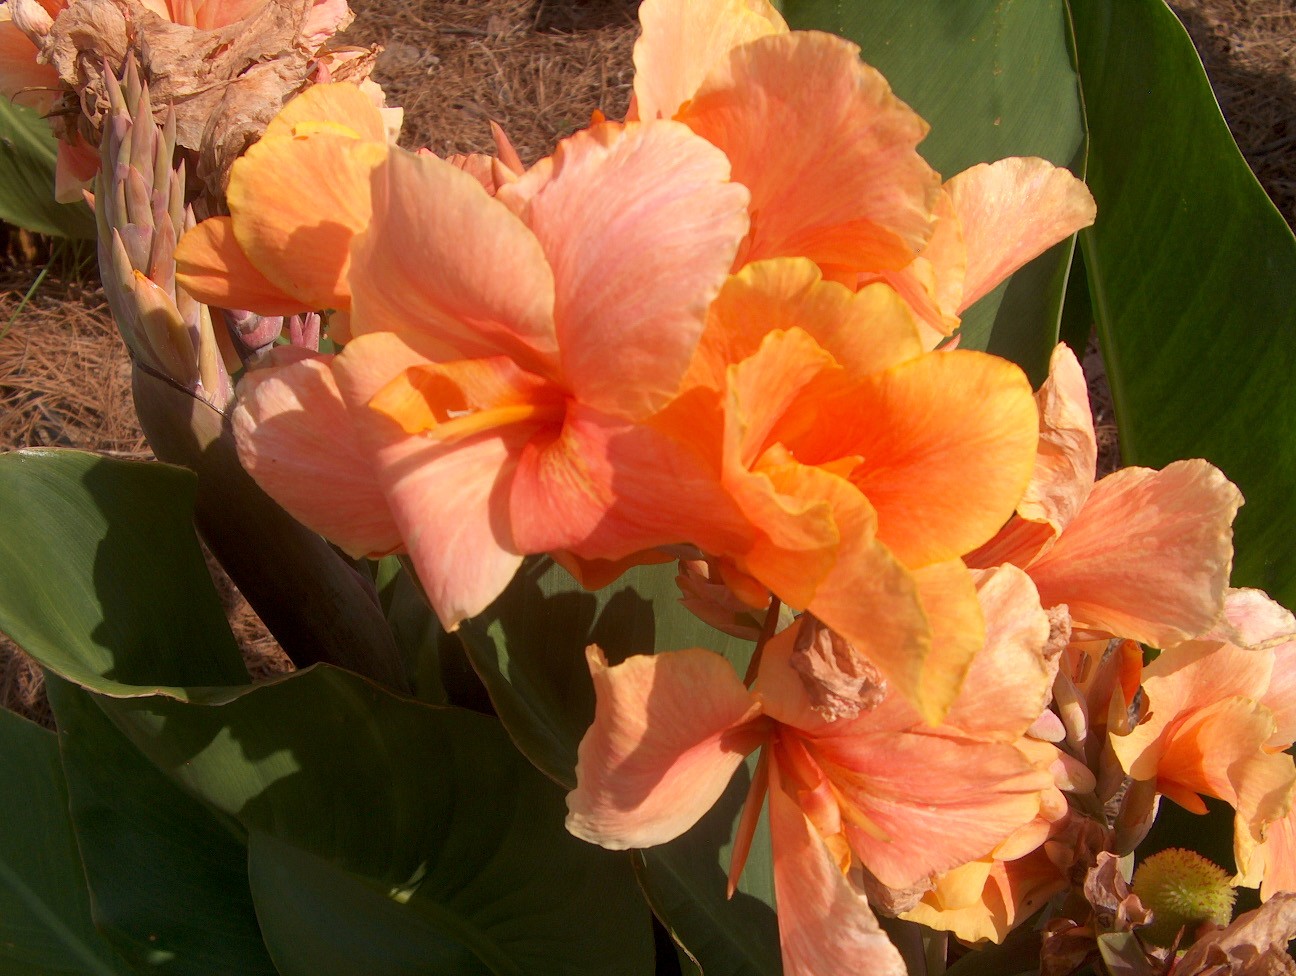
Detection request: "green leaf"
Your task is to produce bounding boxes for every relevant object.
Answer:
[778,0,1086,382]
[634,759,781,976]
[458,557,755,789]
[0,100,95,239]
[1069,0,1296,608]
[0,450,247,695]
[96,668,654,976]
[458,559,780,974]
[45,677,276,976]
[0,707,134,976]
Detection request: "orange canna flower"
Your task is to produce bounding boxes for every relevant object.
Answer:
[650,257,1040,721]
[567,565,1062,976]
[1109,589,1296,899]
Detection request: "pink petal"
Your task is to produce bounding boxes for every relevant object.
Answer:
[349,148,560,377]
[233,351,400,557]
[682,31,939,272]
[942,565,1055,741]
[947,157,1096,310]
[804,726,1050,890]
[1026,460,1242,646]
[767,759,907,976]
[631,0,787,122]
[519,120,750,418]
[331,333,529,629]
[566,647,766,849]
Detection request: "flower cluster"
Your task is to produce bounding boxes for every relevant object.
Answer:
[162,0,1295,971]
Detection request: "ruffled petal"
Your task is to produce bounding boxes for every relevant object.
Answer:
[682,30,939,272]
[175,216,308,315]
[232,351,401,557]
[686,257,923,392]
[1025,460,1242,646]
[767,759,907,976]
[942,566,1056,741]
[947,157,1096,310]
[519,120,750,418]
[795,349,1039,568]
[261,81,387,142]
[566,647,766,849]
[631,0,787,122]
[349,148,560,376]
[1016,343,1097,538]
[332,332,528,629]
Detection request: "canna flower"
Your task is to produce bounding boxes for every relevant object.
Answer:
[629,0,1095,345]
[223,95,754,629]
[1109,588,1296,900]
[652,257,1040,721]
[567,565,1063,975]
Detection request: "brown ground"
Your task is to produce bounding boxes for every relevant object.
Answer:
[2,0,1294,725]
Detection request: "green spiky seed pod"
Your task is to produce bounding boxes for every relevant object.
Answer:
[1132,848,1236,947]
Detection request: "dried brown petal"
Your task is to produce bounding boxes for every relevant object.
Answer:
[791,614,888,721]
[1175,892,1296,976]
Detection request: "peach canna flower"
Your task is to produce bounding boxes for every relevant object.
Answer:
[630,0,1095,347]
[567,565,1062,975]
[230,114,753,629]
[967,342,1243,650]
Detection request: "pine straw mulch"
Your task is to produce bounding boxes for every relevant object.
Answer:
[3,0,1296,725]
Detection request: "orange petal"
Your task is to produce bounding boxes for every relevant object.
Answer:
[0,16,59,114]
[682,31,939,272]
[796,350,1039,568]
[331,332,528,629]
[261,81,387,142]
[232,351,401,557]
[808,726,1050,889]
[908,560,988,727]
[520,120,750,418]
[566,647,767,849]
[227,129,387,310]
[947,157,1096,310]
[176,217,308,315]
[1026,460,1241,646]
[766,759,907,976]
[686,257,923,392]
[349,148,560,377]
[631,0,787,122]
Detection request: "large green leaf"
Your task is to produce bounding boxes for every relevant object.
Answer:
[1069,0,1296,608]
[98,668,654,976]
[45,678,276,976]
[0,450,247,696]
[458,559,780,974]
[778,0,1086,382]
[0,707,134,976]
[0,100,95,239]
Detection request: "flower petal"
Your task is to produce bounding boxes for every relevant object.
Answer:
[566,647,766,849]
[331,332,527,629]
[682,30,939,272]
[0,14,59,114]
[262,81,387,142]
[767,759,907,976]
[686,257,923,392]
[349,148,560,376]
[1026,459,1241,646]
[175,216,308,315]
[519,120,750,418]
[227,129,387,310]
[631,0,787,122]
[233,351,401,557]
[947,157,1096,310]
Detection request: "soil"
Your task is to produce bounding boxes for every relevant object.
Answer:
[2,0,1294,725]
